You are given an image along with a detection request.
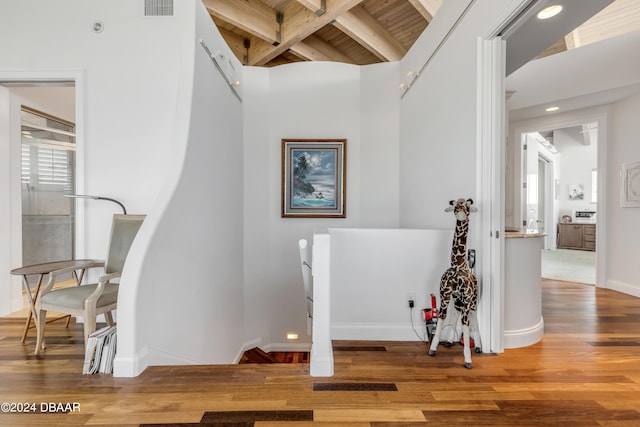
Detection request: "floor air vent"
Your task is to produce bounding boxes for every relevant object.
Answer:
[144,0,173,17]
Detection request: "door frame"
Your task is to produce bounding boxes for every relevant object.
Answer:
[0,69,85,315]
[510,108,609,288]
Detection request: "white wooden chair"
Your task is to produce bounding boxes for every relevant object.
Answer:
[35,214,145,354]
[298,239,313,335]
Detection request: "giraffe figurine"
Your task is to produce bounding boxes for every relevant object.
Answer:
[429,198,482,369]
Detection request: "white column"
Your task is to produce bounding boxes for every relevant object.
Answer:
[310,233,333,377]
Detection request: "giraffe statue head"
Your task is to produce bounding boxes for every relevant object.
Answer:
[445,198,477,221]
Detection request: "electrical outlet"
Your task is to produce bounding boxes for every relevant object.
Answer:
[406,292,416,309]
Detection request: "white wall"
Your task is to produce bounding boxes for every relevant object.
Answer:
[399,0,478,230]
[0,0,185,316]
[330,228,452,340]
[399,0,518,229]
[9,87,76,122]
[359,64,400,227]
[242,61,400,350]
[608,92,640,296]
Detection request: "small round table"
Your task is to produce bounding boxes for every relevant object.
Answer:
[10,259,102,342]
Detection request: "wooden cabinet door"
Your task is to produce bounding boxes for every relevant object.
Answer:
[558,224,583,249]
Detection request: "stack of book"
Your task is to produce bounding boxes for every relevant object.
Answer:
[82,325,117,374]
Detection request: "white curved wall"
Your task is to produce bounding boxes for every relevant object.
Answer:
[115,1,245,375]
[609,93,640,297]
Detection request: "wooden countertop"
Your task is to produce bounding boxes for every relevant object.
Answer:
[504,229,547,239]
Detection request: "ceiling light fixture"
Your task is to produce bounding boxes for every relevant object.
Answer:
[537,5,563,20]
[545,106,560,112]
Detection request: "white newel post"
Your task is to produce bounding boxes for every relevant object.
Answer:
[310,233,333,377]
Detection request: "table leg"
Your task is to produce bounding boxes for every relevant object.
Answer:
[63,270,83,327]
[20,274,44,343]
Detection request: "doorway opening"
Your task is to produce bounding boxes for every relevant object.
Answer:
[20,106,76,266]
[521,122,599,285]
[0,76,80,317]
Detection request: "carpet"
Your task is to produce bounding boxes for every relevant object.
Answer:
[541,249,596,285]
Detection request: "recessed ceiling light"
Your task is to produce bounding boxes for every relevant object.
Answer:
[545,106,560,112]
[537,5,563,20]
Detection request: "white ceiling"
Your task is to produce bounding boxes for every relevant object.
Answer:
[507,28,640,122]
[505,0,640,122]
[503,0,615,76]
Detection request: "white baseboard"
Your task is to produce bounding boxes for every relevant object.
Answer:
[331,323,425,341]
[260,342,311,353]
[310,347,333,377]
[113,345,208,377]
[504,319,544,349]
[113,338,312,377]
[113,345,149,377]
[606,279,640,298]
[233,337,262,364]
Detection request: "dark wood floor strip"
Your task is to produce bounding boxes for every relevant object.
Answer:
[238,348,309,364]
[139,424,209,427]
[333,345,388,351]
[201,410,314,422]
[588,341,640,346]
[313,382,398,391]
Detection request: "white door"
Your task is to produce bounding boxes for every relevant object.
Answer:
[478,37,505,354]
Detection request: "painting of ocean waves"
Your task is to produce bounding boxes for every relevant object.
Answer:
[292,150,337,209]
[293,182,336,208]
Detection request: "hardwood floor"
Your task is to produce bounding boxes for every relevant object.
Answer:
[1,279,639,426]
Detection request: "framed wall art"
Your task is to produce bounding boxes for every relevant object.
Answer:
[281,139,346,218]
[568,184,584,200]
[621,160,640,207]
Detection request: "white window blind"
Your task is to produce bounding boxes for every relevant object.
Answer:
[21,144,30,185]
[21,109,75,192]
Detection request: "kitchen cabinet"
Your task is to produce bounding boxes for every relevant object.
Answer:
[557,223,596,251]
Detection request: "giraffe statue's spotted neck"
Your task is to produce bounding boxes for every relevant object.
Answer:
[450,212,470,271]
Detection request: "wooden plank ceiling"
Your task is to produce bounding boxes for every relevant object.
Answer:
[202,0,640,68]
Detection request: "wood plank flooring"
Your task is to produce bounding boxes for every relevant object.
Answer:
[1,279,639,426]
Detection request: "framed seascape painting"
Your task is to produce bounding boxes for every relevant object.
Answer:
[282,139,346,218]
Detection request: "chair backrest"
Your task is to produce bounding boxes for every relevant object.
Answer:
[104,214,146,275]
